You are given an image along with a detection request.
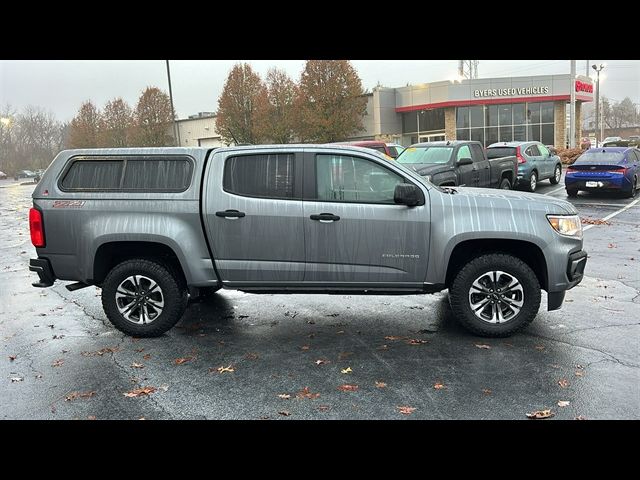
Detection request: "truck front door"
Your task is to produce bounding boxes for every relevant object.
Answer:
[203,149,305,284]
[302,150,430,287]
[456,145,477,186]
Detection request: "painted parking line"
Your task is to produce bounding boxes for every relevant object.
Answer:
[544,186,566,196]
[583,198,640,232]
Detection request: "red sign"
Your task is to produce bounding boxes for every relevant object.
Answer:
[575,80,593,93]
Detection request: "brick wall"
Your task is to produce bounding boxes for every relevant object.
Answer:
[444,107,456,141]
[554,102,566,148]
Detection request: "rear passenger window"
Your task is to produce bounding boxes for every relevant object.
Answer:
[60,156,193,192]
[224,154,294,199]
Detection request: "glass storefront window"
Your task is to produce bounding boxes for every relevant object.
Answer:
[527,103,540,124]
[456,128,470,140]
[469,106,483,127]
[541,124,554,145]
[485,105,498,126]
[499,104,512,126]
[470,128,484,145]
[541,102,554,123]
[513,103,525,125]
[456,107,469,128]
[499,126,513,142]
[486,127,498,146]
[514,125,526,141]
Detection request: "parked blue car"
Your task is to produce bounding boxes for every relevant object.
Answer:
[486,141,562,192]
[565,147,639,198]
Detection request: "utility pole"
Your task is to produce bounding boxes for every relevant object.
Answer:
[585,60,589,77]
[165,60,181,147]
[592,63,605,147]
[570,60,576,148]
[458,61,479,79]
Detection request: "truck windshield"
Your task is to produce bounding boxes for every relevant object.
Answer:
[396,146,453,164]
[486,147,516,159]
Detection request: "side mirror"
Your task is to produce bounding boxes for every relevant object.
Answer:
[394,183,422,207]
[456,157,473,166]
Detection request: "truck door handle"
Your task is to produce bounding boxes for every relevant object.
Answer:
[310,213,340,222]
[484,165,490,169]
[216,210,245,219]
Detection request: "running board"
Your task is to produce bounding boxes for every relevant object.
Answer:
[65,282,90,292]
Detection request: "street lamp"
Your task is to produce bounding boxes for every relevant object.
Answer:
[592,63,605,147]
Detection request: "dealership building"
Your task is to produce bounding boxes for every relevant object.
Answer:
[356,73,594,148]
[175,73,594,149]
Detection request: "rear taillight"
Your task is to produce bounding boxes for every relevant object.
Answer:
[566,166,576,172]
[516,146,526,164]
[29,208,45,247]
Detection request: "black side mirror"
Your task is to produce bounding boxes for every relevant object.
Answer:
[456,157,473,166]
[394,183,422,207]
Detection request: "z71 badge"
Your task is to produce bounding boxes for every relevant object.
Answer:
[52,200,86,208]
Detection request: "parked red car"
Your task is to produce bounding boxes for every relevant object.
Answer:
[335,141,405,159]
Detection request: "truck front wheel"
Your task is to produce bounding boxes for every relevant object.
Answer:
[449,253,541,337]
[101,258,188,337]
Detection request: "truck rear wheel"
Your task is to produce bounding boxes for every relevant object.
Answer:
[101,258,188,337]
[449,253,541,337]
[499,177,511,190]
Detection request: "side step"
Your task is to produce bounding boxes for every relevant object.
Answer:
[65,282,90,292]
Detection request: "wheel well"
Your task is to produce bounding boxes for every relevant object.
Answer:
[445,239,548,290]
[501,170,513,183]
[440,181,456,186]
[93,241,186,286]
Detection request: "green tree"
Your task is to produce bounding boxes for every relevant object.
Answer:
[67,101,101,148]
[294,60,367,142]
[133,87,174,147]
[215,63,267,145]
[99,97,133,147]
[255,68,297,144]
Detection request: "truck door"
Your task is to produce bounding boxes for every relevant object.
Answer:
[202,149,305,284]
[455,145,477,186]
[302,150,430,286]
[471,143,491,187]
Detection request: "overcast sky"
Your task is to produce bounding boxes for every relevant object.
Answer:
[1,60,638,121]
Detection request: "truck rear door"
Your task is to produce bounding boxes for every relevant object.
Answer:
[202,148,305,285]
[470,143,491,187]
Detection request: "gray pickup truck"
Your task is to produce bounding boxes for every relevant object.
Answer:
[396,140,517,189]
[28,145,587,338]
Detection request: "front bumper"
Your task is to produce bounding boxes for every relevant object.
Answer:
[548,249,587,311]
[29,258,56,287]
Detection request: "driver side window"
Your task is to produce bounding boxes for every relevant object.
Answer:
[315,154,403,204]
[456,145,471,161]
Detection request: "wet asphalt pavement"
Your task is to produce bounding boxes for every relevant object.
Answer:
[1,177,638,420]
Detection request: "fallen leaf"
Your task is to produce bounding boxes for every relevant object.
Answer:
[375,381,387,389]
[535,345,545,351]
[608,243,616,248]
[397,406,416,415]
[475,344,491,349]
[216,365,234,374]
[123,386,157,398]
[338,384,359,392]
[87,415,97,420]
[317,405,331,412]
[377,344,389,350]
[65,391,96,402]
[575,370,584,377]
[580,217,610,225]
[336,330,345,334]
[135,348,145,353]
[338,352,353,360]
[296,386,320,399]
[557,401,570,407]
[306,320,316,324]
[341,367,353,374]
[384,335,405,341]
[51,359,64,367]
[278,410,291,416]
[143,354,151,360]
[244,352,259,360]
[174,356,194,365]
[238,314,249,319]
[61,349,69,354]
[9,355,16,361]
[406,338,428,345]
[158,385,169,392]
[526,409,555,419]
[482,388,492,395]
[52,335,64,339]
[11,377,23,382]
[81,346,120,357]
[278,394,291,400]
[326,313,339,317]
[575,415,587,420]
[558,379,570,388]
[300,345,310,351]
[408,306,424,310]
[433,382,446,390]
[575,364,584,369]
[131,362,144,369]
[315,359,330,365]
[35,374,43,379]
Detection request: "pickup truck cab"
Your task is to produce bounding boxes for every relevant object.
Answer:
[396,140,516,189]
[29,145,587,338]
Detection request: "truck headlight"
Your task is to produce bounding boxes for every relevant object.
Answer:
[547,214,582,238]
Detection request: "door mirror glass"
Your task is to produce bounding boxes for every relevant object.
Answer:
[456,157,473,166]
[394,183,422,206]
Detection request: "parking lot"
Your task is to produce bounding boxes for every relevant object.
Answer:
[1,177,638,420]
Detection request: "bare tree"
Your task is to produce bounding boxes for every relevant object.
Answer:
[215,63,267,145]
[67,101,101,148]
[99,97,134,147]
[133,87,174,147]
[0,104,18,173]
[255,68,297,144]
[14,106,64,170]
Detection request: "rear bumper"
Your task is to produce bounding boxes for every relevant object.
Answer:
[565,175,627,191]
[29,258,56,287]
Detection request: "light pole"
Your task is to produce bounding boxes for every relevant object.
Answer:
[592,63,605,147]
[417,110,425,143]
[165,60,181,147]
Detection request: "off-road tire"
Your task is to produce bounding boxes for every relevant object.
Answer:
[499,178,512,190]
[102,258,188,337]
[449,253,541,337]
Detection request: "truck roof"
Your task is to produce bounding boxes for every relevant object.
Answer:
[410,141,480,148]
